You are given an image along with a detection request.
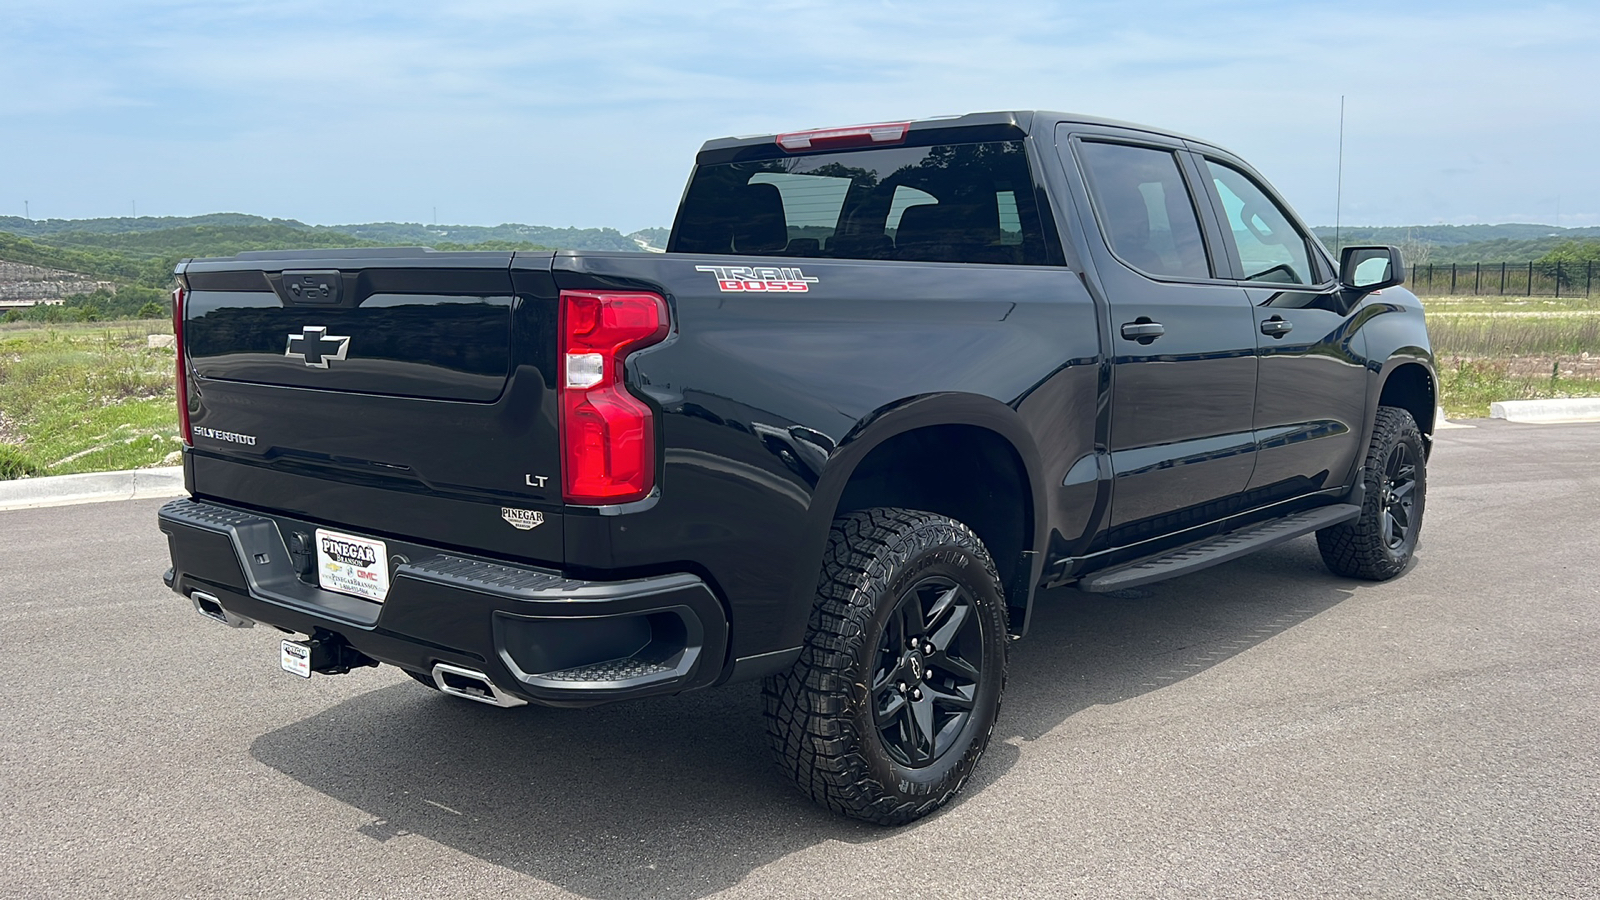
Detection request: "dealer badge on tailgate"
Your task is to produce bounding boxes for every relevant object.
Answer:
[315,528,390,602]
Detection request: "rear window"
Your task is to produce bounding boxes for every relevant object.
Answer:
[671,140,1049,265]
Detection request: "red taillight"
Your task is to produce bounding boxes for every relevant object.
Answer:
[775,121,910,152]
[172,285,191,447]
[559,290,669,504]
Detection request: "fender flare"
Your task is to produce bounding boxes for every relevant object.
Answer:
[776,393,1050,648]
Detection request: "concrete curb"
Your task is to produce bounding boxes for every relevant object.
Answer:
[1490,398,1600,424]
[0,397,1587,512]
[0,467,186,512]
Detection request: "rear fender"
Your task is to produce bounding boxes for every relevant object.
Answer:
[779,393,1049,647]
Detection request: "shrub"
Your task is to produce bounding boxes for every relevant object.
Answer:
[0,445,40,479]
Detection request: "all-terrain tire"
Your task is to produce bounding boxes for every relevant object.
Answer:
[1317,406,1427,580]
[762,508,1009,826]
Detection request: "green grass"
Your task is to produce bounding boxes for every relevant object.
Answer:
[1422,295,1600,417]
[1422,295,1600,314]
[0,320,180,477]
[0,297,1596,479]
[1427,314,1600,358]
[1434,357,1600,420]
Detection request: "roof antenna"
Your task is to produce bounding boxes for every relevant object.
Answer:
[1334,95,1345,255]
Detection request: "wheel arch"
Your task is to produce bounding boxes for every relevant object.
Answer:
[787,393,1049,643]
[1377,360,1437,440]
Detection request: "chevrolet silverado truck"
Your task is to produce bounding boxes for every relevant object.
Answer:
[159,111,1433,825]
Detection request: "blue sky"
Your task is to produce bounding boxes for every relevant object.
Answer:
[3,0,1597,231]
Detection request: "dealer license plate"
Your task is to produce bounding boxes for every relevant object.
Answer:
[314,528,390,602]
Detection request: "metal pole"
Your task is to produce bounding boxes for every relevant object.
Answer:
[1450,263,1457,294]
[1528,261,1534,296]
[1556,262,1563,299]
[1334,96,1345,255]
[1588,261,1593,297]
[1501,262,1507,295]
[1475,262,1481,295]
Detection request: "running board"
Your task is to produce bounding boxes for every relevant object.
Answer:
[1078,504,1360,593]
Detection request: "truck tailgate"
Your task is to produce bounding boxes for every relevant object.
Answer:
[177,249,564,565]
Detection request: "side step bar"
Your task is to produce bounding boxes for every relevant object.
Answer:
[1079,504,1360,593]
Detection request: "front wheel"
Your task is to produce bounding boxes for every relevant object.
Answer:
[1318,406,1427,580]
[763,508,1009,826]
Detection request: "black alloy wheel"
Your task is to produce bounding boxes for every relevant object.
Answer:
[1379,439,1418,551]
[872,576,986,768]
[1318,406,1427,580]
[764,507,1009,826]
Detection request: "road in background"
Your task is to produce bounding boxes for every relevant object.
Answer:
[2,421,1596,899]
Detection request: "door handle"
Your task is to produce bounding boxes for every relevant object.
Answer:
[1260,316,1293,338]
[1120,319,1165,343]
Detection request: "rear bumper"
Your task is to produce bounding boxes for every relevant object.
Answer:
[157,497,728,707]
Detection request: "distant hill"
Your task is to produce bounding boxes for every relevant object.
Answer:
[1310,224,1600,264]
[1310,223,1600,247]
[0,213,298,238]
[34,223,383,259]
[630,227,671,250]
[330,222,642,252]
[0,214,665,254]
[6,214,1597,295]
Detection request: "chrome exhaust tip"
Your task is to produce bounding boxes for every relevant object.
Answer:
[190,591,255,628]
[430,663,527,708]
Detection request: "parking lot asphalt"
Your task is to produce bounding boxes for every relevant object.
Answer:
[2,419,1597,899]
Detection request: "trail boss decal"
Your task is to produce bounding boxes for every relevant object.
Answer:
[695,265,819,293]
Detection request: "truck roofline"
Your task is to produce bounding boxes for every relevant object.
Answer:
[694,110,1222,161]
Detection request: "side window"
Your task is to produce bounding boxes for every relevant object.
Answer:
[1204,161,1315,285]
[1077,141,1211,280]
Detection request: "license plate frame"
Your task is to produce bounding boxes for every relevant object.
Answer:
[314,527,391,602]
[281,640,312,678]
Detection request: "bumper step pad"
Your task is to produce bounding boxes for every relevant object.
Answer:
[540,658,675,683]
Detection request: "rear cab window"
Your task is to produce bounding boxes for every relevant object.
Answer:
[1074,140,1213,281]
[671,141,1050,265]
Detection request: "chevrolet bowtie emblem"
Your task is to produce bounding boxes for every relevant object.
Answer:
[285,326,350,368]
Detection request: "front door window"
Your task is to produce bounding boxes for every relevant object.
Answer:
[1205,161,1315,285]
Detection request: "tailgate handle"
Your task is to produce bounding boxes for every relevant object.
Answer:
[281,270,342,305]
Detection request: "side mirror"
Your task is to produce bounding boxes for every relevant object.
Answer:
[1340,245,1406,292]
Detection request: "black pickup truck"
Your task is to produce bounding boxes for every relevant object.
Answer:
[159,111,1433,825]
